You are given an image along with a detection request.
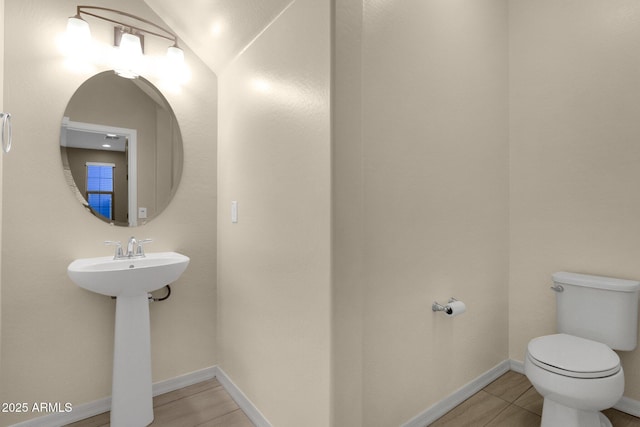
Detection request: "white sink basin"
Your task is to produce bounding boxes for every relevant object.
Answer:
[68,251,190,297]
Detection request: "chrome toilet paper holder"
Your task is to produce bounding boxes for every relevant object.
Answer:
[432,297,459,315]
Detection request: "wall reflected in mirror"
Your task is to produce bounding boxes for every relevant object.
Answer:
[60,71,183,226]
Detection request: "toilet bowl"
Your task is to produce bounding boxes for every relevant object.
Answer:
[523,272,639,427]
[525,334,623,427]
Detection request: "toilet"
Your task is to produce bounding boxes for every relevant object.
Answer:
[524,272,640,427]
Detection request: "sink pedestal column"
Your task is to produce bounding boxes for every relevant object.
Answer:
[111,294,154,427]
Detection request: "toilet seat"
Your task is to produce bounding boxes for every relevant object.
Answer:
[527,334,621,379]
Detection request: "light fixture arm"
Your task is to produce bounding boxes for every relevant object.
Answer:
[74,5,180,48]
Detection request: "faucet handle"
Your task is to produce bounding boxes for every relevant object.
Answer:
[104,240,123,258]
[136,239,153,256]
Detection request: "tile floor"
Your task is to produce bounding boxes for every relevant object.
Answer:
[66,378,253,427]
[65,370,640,426]
[431,371,640,427]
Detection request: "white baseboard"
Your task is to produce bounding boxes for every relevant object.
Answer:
[401,360,511,427]
[154,365,217,396]
[510,359,525,374]
[615,396,640,418]
[213,365,273,427]
[9,366,217,427]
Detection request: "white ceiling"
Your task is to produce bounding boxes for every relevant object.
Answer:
[144,0,294,74]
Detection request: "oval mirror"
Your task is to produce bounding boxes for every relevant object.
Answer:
[60,71,183,226]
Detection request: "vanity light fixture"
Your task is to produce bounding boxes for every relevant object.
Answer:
[66,6,185,80]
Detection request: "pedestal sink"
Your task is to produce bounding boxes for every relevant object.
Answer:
[68,252,190,427]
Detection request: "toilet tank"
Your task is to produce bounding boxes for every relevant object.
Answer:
[553,272,640,351]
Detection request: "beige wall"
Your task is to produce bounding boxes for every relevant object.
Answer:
[231,1,508,426]
[359,1,509,425]
[0,0,4,377]
[0,0,218,424]
[332,0,364,425]
[509,0,640,399]
[217,0,332,425]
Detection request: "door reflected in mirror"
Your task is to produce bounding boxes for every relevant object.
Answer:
[60,71,183,226]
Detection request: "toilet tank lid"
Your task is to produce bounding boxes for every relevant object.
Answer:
[553,271,640,292]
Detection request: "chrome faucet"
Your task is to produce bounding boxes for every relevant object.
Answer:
[126,236,138,257]
[105,237,152,259]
